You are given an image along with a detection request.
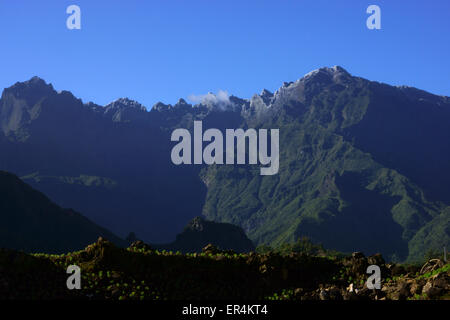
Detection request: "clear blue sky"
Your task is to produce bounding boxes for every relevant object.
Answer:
[0,0,449,108]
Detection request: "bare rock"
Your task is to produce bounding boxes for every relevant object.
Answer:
[410,280,424,295]
[422,281,443,299]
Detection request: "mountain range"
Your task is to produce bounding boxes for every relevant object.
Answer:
[0,66,449,261]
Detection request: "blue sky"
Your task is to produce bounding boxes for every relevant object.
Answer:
[0,0,449,108]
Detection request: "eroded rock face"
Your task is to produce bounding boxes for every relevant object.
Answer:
[337,254,450,301]
[389,281,411,300]
[419,272,450,299]
[410,280,425,295]
[422,281,442,298]
[343,252,369,277]
[202,243,220,254]
[368,253,385,266]
[432,273,450,291]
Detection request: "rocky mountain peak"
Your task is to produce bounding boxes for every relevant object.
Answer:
[1,76,55,102]
[259,89,274,105]
[260,88,273,96]
[269,66,354,106]
[301,65,350,83]
[151,101,170,112]
[176,98,188,105]
[26,76,49,86]
[174,98,193,109]
[105,98,146,111]
[103,98,148,123]
[185,216,205,232]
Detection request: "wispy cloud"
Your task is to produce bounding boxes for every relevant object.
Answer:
[188,90,232,109]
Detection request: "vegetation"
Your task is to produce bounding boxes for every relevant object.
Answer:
[257,237,345,259]
[0,238,448,300]
[200,75,450,263]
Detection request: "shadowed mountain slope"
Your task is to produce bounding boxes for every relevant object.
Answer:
[0,171,127,253]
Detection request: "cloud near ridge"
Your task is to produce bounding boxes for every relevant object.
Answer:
[188,90,232,109]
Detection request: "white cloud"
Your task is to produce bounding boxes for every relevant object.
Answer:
[188,90,232,109]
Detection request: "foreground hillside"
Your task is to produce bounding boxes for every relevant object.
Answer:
[1,237,448,300]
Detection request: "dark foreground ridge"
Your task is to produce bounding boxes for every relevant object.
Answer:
[0,237,448,300]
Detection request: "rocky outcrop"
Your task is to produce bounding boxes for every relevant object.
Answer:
[153,216,255,253]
